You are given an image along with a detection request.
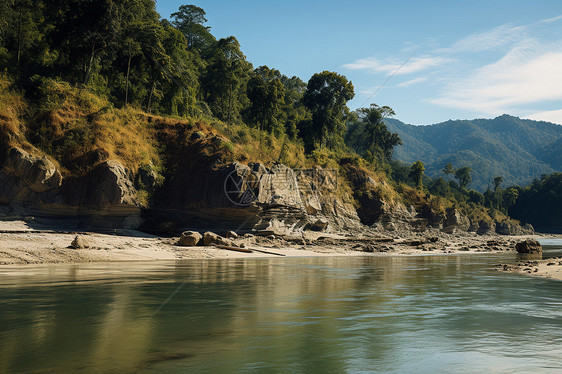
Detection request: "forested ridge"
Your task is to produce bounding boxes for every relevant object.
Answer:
[0,0,560,231]
[385,116,562,191]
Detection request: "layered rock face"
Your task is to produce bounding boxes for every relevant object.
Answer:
[0,144,535,236]
[0,147,141,228]
[146,161,361,235]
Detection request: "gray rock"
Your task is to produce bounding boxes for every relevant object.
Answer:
[203,231,227,246]
[177,231,202,246]
[477,220,496,235]
[226,230,238,239]
[70,235,90,249]
[443,208,470,233]
[0,147,62,203]
[515,239,542,254]
[65,160,138,207]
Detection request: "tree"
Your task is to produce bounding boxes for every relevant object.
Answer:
[2,0,44,78]
[202,36,251,122]
[467,190,484,205]
[409,160,425,188]
[302,71,354,151]
[502,187,519,210]
[442,163,454,176]
[455,166,472,188]
[356,104,401,160]
[245,66,285,134]
[170,5,215,51]
[493,176,503,191]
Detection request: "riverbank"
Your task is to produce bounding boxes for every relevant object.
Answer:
[1,220,557,266]
[495,257,562,281]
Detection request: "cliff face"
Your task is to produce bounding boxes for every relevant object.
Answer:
[144,161,361,235]
[0,145,361,234]
[0,142,534,236]
[0,147,141,228]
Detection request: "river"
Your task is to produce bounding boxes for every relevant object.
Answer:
[1,251,561,373]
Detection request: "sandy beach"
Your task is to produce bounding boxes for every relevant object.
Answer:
[495,257,562,281]
[2,220,560,270]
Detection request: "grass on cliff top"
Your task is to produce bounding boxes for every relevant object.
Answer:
[0,75,30,150]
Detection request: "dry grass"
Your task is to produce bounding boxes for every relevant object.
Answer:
[0,76,30,150]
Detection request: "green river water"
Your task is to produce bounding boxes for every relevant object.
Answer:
[1,248,561,373]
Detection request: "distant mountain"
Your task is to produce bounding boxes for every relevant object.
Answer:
[385,115,562,191]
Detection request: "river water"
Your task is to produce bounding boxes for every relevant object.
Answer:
[1,251,561,373]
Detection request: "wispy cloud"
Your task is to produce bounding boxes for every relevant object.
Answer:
[397,77,428,87]
[437,24,527,53]
[525,109,562,125]
[430,40,562,114]
[540,14,562,24]
[343,56,451,76]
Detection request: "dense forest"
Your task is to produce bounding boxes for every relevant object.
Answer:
[0,0,560,231]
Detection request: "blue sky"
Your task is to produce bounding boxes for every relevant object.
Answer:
[155,0,562,125]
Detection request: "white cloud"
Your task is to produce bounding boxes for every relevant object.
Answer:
[430,40,562,114]
[343,56,450,76]
[525,109,562,125]
[437,24,527,53]
[540,14,562,24]
[397,77,428,87]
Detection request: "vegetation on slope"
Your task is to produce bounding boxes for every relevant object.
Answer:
[1,1,557,230]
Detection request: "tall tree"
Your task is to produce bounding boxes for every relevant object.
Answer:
[409,160,425,189]
[302,71,354,150]
[355,103,401,160]
[245,66,285,134]
[493,176,503,191]
[442,163,454,176]
[170,4,215,51]
[455,166,472,188]
[202,36,250,122]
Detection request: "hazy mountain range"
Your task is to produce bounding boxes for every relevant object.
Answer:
[385,115,562,191]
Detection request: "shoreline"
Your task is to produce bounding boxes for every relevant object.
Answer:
[495,257,562,281]
[2,221,559,268]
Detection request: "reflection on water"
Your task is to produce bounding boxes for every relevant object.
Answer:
[0,255,561,373]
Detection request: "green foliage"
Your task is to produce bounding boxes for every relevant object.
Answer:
[385,115,562,191]
[0,1,538,230]
[493,176,503,191]
[346,103,401,163]
[455,166,472,188]
[245,66,285,135]
[442,163,454,176]
[171,5,215,51]
[301,71,354,152]
[409,160,425,189]
[509,173,562,231]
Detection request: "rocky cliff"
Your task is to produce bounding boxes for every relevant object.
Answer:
[0,143,532,236]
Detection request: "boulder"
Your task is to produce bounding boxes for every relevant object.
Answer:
[226,230,238,239]
[515,239,542,254]
[70,235,91,249]
[177,231,202,246]
[1,147,62,193]
[0,147,62,203]
[203,231,228,246]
